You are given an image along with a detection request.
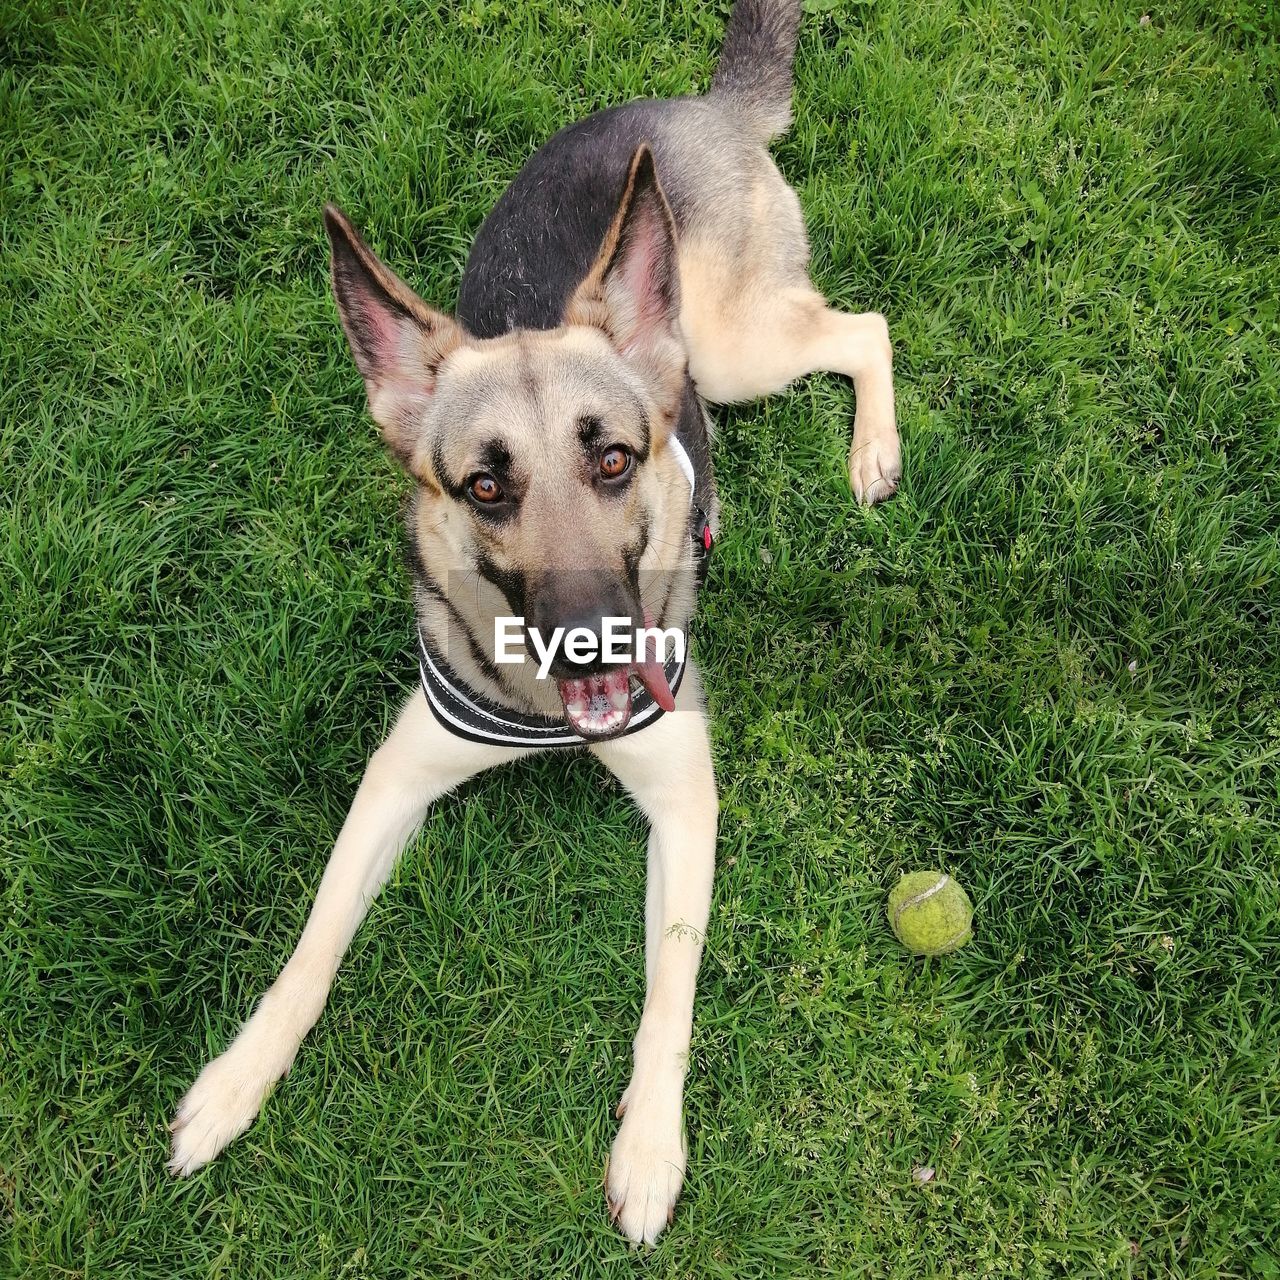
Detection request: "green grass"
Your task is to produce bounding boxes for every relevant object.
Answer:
[3,0,1279,1274]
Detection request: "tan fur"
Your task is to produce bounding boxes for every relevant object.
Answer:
[674,157,900,501]
[411,326,696,717]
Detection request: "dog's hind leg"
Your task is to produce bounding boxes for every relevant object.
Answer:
[590,671,718,1245]
[168,692,521,1176]
[685,279,901,504]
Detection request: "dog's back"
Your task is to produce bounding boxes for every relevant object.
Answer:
[457,0,807,343]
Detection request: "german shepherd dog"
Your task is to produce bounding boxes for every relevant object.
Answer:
[170,0,898,1243]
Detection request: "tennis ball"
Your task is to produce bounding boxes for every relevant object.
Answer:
[888,871,973,956]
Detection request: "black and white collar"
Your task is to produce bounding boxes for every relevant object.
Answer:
[417,431,712,749]
[417,624,688,748]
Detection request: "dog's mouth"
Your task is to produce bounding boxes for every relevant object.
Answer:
[555,613,677,741]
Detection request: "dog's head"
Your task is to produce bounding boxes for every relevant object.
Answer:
[325,146,696,739]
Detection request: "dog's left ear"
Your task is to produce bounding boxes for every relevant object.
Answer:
[324,204,464,468]
[566,146,684,390]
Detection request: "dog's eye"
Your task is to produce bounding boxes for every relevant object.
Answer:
[469,473,504,504]
[599,446,632,482]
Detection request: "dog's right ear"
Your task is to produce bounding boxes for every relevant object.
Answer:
[324,205,463,465]
[564,147,684,412]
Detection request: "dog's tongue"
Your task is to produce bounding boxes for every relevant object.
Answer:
[634,608,676,712]
[632,654,676,712]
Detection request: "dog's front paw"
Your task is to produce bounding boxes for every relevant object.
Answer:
[168,1043,282,1176]
[606,1099,687,1246]
[849,430,902,505]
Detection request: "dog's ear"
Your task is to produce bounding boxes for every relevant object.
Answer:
[324,205,463,464]
[566,146,683,390]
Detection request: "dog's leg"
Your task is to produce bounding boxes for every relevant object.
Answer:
[801,301,900,505]
[590,673,717,1245]
[686,283,901,504]
[169,691,519,1175]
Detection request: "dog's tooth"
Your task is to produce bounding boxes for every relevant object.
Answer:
[610,687,629,710]
[566,699,587,718]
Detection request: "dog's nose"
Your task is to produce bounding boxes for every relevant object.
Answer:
[528,574,637,679]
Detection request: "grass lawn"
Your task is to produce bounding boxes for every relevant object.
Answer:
[4,0,1280,1274]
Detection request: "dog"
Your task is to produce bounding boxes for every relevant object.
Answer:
[168,0,899,1244]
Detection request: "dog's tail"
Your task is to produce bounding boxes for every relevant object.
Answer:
[709,0,802,143]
